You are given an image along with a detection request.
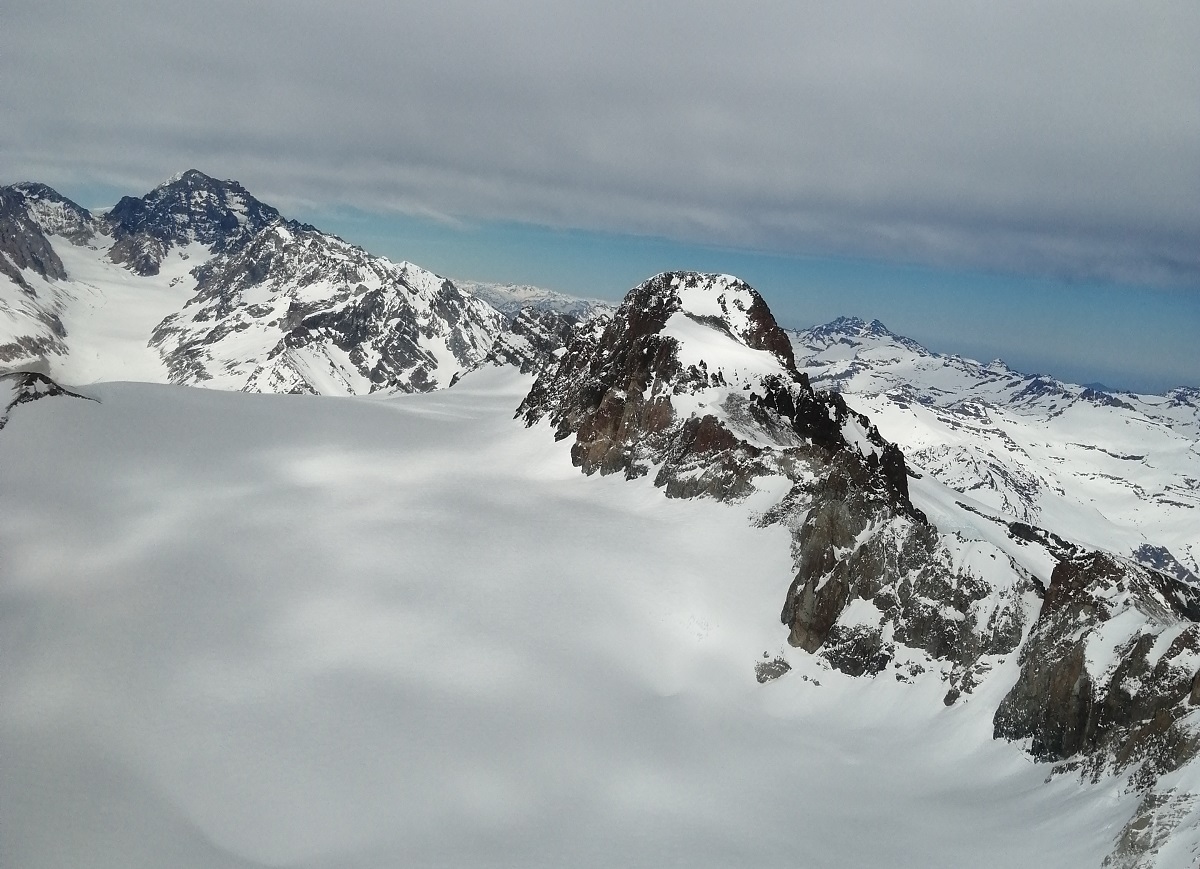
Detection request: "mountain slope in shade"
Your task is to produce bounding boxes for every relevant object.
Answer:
[0,185,78,368]
[790,317,1200,581]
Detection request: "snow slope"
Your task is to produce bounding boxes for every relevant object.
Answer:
[49,239,204,383]
[0,368,1138,869]
[791,318,1200,579]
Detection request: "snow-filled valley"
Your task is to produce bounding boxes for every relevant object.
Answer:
[0,369,1141,869]
[4,173,1200,869]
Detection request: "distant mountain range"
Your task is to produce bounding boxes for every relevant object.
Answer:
[789,316,1199,582]
[452,278,613,321]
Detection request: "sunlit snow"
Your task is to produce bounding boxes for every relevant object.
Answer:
[0,367,1132,869]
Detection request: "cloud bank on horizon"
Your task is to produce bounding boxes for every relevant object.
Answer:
[2,0,1198,290]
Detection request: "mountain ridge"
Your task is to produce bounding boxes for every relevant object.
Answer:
[0,171,578,393]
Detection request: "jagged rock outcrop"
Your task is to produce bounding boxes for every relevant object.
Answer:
[0,186,69,292]
[518,271,884,491]
[484,306,581,375]
[995,549,1200,781]
[9,182,97,245]
[0,185,79,369]
[990,543,1200,867]
[520,272,1033,683]
[0,370,94,429]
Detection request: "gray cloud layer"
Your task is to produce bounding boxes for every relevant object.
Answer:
[4,0,1198,286]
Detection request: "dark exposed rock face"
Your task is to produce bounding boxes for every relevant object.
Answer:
[520,271,1031,683]
[1133,544,1200,585]
[0,185,81,368]
[0,187,69,291]
[995,550,1200,784]
[755,655,792,683]
[519,272,906,497]
[8,182,96,245]
[104,169,280,276]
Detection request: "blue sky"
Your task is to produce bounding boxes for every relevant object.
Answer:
[308,207,1198,394]
[58,171,1200,395]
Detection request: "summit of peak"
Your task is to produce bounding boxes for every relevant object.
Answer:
[159,169,233,189]
[617,271,798,378]
[104,172,281,275]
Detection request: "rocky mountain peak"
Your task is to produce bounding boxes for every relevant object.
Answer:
[619,271,799,379]
[6,182,95,244]
[0,186,69,292]
[104,169,281,275]
[793,315,930,359]
[150,218,504,395]
[519,271,916,512]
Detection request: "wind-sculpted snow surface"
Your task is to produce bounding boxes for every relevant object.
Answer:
[0,368,1168,869]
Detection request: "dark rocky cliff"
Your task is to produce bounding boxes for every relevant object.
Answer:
[519,271,1030,687]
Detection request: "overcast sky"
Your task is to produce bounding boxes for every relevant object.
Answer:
[3,1,1198,389]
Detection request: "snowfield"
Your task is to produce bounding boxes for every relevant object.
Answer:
[0,368,1135,869]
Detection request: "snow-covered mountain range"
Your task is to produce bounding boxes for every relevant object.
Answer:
[453,278,613,321]
[790,317,1200,585]
[3,172,1199,869]
[0,171,572,394]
